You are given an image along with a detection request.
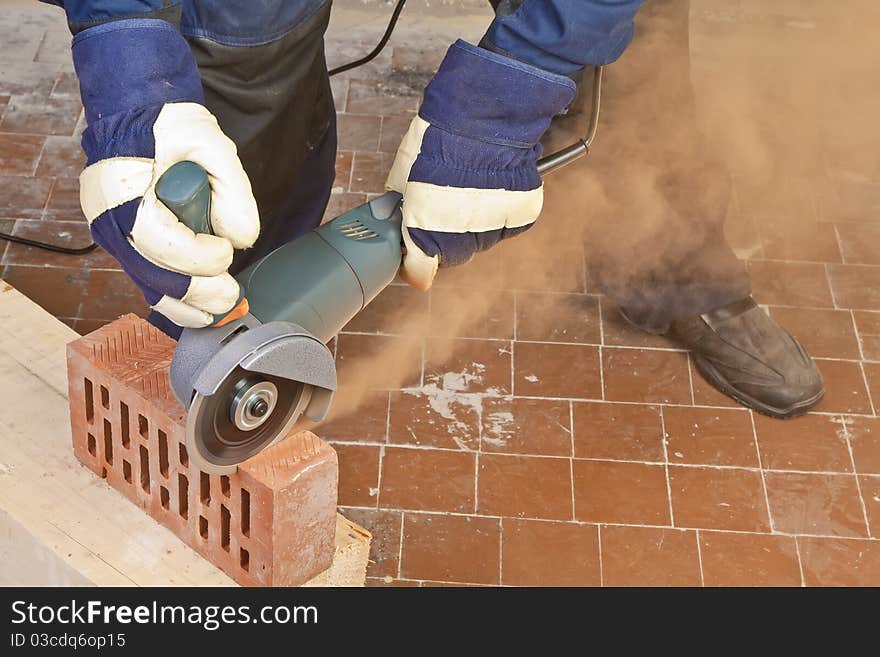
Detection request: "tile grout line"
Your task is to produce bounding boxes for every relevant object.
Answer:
[832,223,848,266]
[396,512,405,580]
[748,409,776,533]
[658,407,676,527]
[597,302,606,400]
[348,504,880,542]
[597,524,604,587]
[850,309,867,362]
[686,354,696,406]
[841,415,872,537]
[824,262,839,310]
[857,361,877,417]
[374,443,385,510]
[497,515,503,586]
[569,400,576,521]
[694,529,705,586]
[793,536,806,587]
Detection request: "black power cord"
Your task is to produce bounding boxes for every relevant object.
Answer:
[0,0,409,257]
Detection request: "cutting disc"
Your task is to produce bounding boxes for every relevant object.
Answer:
[185,366,313,474]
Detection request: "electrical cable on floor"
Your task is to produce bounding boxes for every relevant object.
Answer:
[0,0,409,256]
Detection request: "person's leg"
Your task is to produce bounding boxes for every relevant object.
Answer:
[180,0,337,274]
[584,0,750,332]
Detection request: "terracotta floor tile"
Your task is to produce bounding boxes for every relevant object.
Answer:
[72,318,106,336]
[864,363,880,411]
[827,265,880,311]
[764,472,867,537]
[316,390,388,444]
[350,151,393,194]
[813,359,872,415]
[699,531,802,587]
[378,115,411,153]
[387,390,479,450]
[480,397,571,457]
[430,287,514,339]
[336,113,381,151]
[515,292,601,344]
[2,264,87,317]
[51,71,79,98]
[573,460,670,525]
[333,150,352,191]
[323,192,368,223]
[754,413,852,473]
[859,475,880,538]
[748,260,834,308]
[767,306,860,359]
[759,219,841,263]
[338,507,402,578]
[44,177,83,220]
[572,402,664,462]
[798,537,880,586]
[847,416,880,474]
[501,519,600,586]
[669,466,770,532]
[380,446,475,513]
[346,79,419,117]
[2,219,116,270]
[836,223,880,265]
[600,298,674,349]
[601,526,701,587]
[424,338,511,395]
[335,333,422,390]
[80,269,149,320]
[0,94,81,136]
[343,283,429,336]
[400,513,501,585]
[736,177,818,226]
[478,453,572,520]
[663,406,759,467]
[333,443,381,507]
[34,135,84,178]
[602,347,691,404]
[0,133,43,175]
[0,174,52,217]
[498,237,586,294]
[852,311,880,361]
[513,342,601,399]
[365,577,420,587]
[390,46,445,73]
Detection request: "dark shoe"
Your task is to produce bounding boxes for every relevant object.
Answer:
[669,297,824,418]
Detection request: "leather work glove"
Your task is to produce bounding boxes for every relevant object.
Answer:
[73,19,259,328]
[386,39,576,290]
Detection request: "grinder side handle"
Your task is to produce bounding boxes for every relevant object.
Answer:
[155,161,250,327]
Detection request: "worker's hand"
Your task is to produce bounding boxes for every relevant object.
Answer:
[387,40,575,290]
[73,20,258,329]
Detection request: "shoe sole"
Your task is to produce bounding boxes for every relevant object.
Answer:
[693,354,825,419]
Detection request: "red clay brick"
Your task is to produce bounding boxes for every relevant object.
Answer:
[67,315,338,586]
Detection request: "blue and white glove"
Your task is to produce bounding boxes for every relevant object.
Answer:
[386,40,576,290]
[73,19,259,328]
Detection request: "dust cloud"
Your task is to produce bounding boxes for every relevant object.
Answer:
[317,0,880,432]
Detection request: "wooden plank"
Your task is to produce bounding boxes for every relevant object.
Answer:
[0,282,368,586]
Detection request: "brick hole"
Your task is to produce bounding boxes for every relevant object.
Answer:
[84,378,94,423]
[241,489,250,537]
[220,475,230,497]
[102,419,113,465]
[199,515,208,540]
[177,473,189,519]
[158,430,169,478]
[139,445,150,493]
[240,547,250,572]
[123,459,132,484]
[120,401,130,448]
[137,414,148,439]
[86,433,96,457]
[200,472,211,506]
[100,385,109,409]
[178,443,189,467]
[160,486,170,510]
[221,505,230,552]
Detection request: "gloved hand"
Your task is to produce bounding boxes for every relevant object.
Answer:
[386,40,575,290]
[72,19,259,328]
